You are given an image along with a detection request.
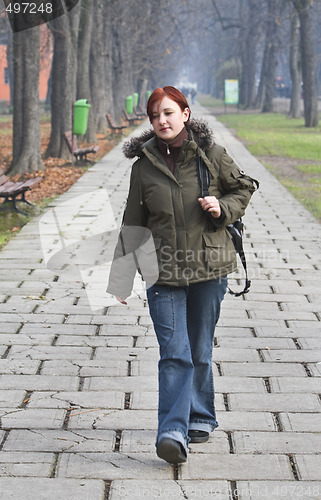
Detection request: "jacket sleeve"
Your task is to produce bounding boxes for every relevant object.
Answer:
[106,161,149,297]
[209,146,259,228]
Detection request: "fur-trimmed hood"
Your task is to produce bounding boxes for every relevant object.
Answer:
[122,118,215,159]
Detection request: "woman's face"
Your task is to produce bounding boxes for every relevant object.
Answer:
[151,96,190,142]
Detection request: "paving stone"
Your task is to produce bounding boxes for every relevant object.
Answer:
[295,455,321,480]
[27,391,123,409]
[212,348,261,362]
[221,362,307,378]
[233,431,321,454]
[83,375,158,392]
[0,408,66,429]
[216,411,277,432]
[40,360,81,376]
[229,393,321,413]
[298,338,321,350]
[280,413,321,432]
[214,327,255,338]
[68,409,157,430]
[0,322,22,333]
[269,377,321,393]
[3,429,115,452]
[57,452,172,480]
[253,326,321,338]
[19,323,97,336]
[0,375,79,391]
[0,390,25,408]
[181,454,293,480]
[8,345,92,360]
[0,452,53,477]
[217,337,296,349]
[0,478,104,500]
[236,481,321,500]
[261,349,321,363]
[308,363,321,376]
[99,325,148,337]
[0,334,55,346]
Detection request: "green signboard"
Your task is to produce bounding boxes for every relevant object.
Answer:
[224,79,239,104]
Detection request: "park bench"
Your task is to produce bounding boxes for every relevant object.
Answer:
[0,169,42,215]
[63,131,100,162]
[134,106,147,118]
[106,113,127,134]
[122,109,140,126]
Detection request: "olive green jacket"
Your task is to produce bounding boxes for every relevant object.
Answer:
[107,119,258,297]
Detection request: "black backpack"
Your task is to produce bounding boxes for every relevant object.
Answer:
[197,155,251,297]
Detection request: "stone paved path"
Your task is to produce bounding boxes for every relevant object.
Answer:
[0,104,320,499]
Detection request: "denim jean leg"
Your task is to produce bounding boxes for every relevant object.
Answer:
[147,284,193,451]
[186,277,227,433]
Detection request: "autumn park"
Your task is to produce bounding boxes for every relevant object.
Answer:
[0,1,320,499]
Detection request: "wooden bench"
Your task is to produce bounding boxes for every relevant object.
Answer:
[0,170,42,215]
[106,113,127,134]
[122,109,140,126]
[63,131,100,162]
[134,106,147,119]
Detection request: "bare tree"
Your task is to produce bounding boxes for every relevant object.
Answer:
[238,0,262,108]
[46,5,81,158]
[292,0,319,126]
[9,27,43,175]
[89,0,109,133]
[289,7,301,118]
[260,0,285,113]
[76,0,95,142]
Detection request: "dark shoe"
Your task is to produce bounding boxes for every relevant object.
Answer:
[157,438,187,464]
[188,430,209,443]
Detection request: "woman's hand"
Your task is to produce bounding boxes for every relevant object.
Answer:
[115,296,128,305]
[198,196,221,218]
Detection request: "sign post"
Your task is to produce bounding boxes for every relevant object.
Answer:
[224,79,239,113]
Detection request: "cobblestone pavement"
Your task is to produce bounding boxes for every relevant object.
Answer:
[0,104,320,499]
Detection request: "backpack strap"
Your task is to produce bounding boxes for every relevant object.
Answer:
[197,154,251,296]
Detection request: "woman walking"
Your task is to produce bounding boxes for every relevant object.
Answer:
[107,86,258,464]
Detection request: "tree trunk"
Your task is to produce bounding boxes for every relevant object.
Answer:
[9,27,43,175]
[292,0,318,127]
[46,5,81,158]
[89,0,108,133]
[103,2,115,120]
[76,0,96,142]
[111,1,134,122]
[289,8,301,118]
[6,33,14,108]
[261,0,282,113]
[238,0,261,108]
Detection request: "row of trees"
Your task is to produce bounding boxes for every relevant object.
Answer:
[186,0,320,126]
[0,0,320,175]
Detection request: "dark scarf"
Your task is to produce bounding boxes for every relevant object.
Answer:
[157,126,189,173]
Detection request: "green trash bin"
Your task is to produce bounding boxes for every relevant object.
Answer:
[126,95,133,114]
[134,93,139,107]
[146,90,152,102]
[73,99,91,135]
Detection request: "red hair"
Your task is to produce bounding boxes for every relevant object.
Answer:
[147,86,191,123]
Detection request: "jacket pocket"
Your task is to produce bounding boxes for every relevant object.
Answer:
[230,169,259,192]
[202,230,235,271]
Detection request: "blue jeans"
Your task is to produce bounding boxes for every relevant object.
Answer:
[147,277,227,453]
